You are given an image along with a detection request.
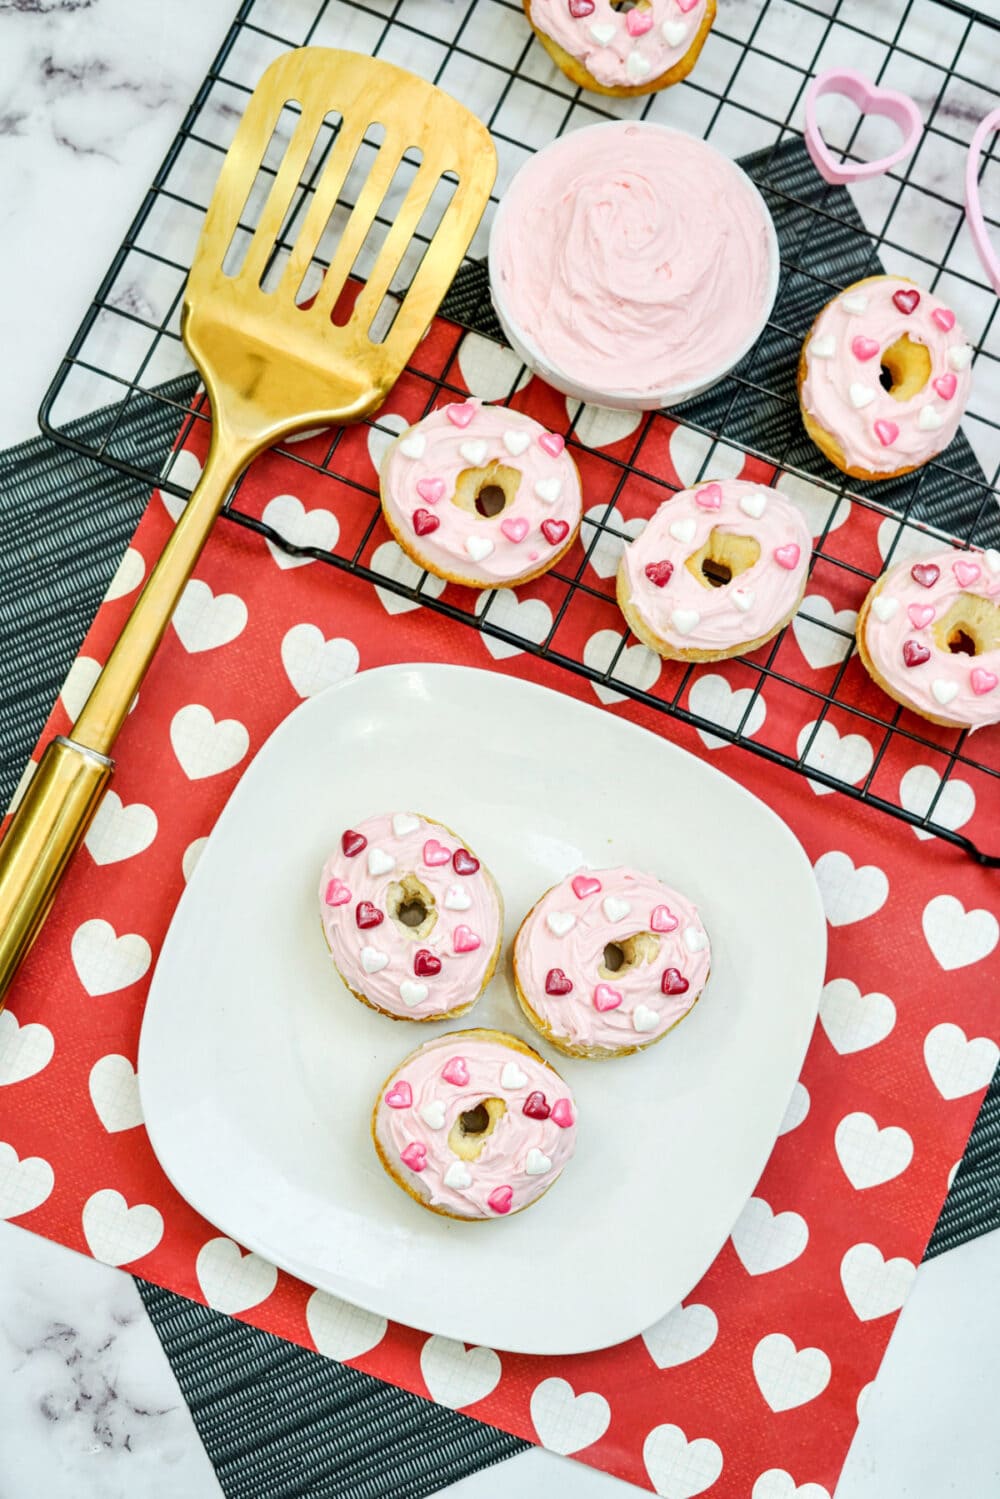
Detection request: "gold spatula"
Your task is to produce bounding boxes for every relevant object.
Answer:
[0,47,496,1005]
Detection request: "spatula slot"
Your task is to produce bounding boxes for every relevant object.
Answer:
[365,170,460,344]
[222,101,332,282]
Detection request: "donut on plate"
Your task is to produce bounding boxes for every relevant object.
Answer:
[856,546,1000,728]
[379,399,582,589]
[372,1029,578,1219]
[319,812,502,1022]
[616,480,811,661]
[798,275,973,481]
[513,867,711,1059]
[524,0,716,97]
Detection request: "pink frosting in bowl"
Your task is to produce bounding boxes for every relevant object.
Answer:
[488,122,779,409]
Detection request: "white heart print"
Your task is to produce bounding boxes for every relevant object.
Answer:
[796,720,873,796]
[529,1376,611,1455]
[813,851,888,926]
[840,1241,916,1320]
[196,1236,278,1314]
[583,628,661,705]
[819,978,895,1054]
[775,471,850,537]
[474,590,553,662]
[371,540,446,617]
[899,765,975,841]
[921,894,998,971]
[281,625,359,699]
[791,595,857,671]
[160,447,202,522]
[306,1288,387,1361]
[172,578,248,654]
[262,494,340,570]
[778,1081,810,1135]
[565,398,643,451]
[753,1469,831,1499]
[82,1188,163,1265]
[642,1301,718,1370]
[642,1422,724,1498]
[59,656,101,722]
[457,331,530,400]
[170,704,249,780]
[71,918,151,997]
[582,503,647,580]
[688,674,766,751]
[752,1332,831,1412]
[366,412,409,472]
[84,790,158,866]
[835,1112,913,1189]
[923,1022,999,1099]
[0,1142,54,1219]
[730,1196,808,1276]
[419,1334,501,1408]
[88,1054,144,1132]
[668,426,745,488]
[104,546,144,602]
[0,1010,55,1087]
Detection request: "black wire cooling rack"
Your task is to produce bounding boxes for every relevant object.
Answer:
[38,0,1000,863]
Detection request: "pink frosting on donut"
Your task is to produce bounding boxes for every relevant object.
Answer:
[801,278,973,475]
[863,546,1000,728]
[529,0,709,88]
[373,1032,578,1218]
[319,813,502,1020]
[381,401,581,586]
[621,481,811,654]
[516,867,710,1052]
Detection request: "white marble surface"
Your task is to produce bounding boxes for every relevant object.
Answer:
[2,2,1000,1497]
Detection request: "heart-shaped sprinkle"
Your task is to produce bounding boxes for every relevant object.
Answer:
[414,949,441,977]
[633,1005,660,1033]
[341,829,367,857]
[501,1062,528,1090]
[739,490,768,519]
[872,596,899,623]
[453,848,480,876]
[545,968,573,995]
[539,431,566,457]
[503,429,530,456]
[460,440,489,467]
[572,874,602,899]
[356,902,384,929]
[423,838,451,866]
[645,560,674,587]
[416,477,445,505]
[523,1091,551,1120]
[918,404,944,431]
[525,1148,552,1176]
[589,21,616,45]
[401,1142,427,1172]
[361,946,389,974]
[392,813,419,837]
[669,518,697,544]
[774,543,801,570]
[447,402,476,428]
[488,1185,514,1214]
[550,1098,575,1128]
[453,925,481,954]
[810,335,836,359]
[874,419,900,447]
[661,967,690,996]
[535,477,562,504]
[368,847,395,876]
[385,1081,412,1109]
[662,19,689,45]
[626,8,653,34]
[695,483,722,510]
[911,563,940,589]
[842,294,868,315]
[676,0,699,10]
[541,518,570,547]
[421,1100,446,1129]
[400,432,426,459]
[546,911,575,937]
[444,883,471,911]
[324,878,351,907]
[949,344,973,371]
[932,679,959,706]
[501,516,529,544]
[684,926,708,953]
[893,287,920,315]
[441,1057,469,1086]
[466,536,494,563]
[626,50,651,79]
[651,905,679,932]
[933,373,958,401]
[953,559,981,588]
[671,608,701,635]
[849,383,875,409]
[568,0,594,14]
[932,306,956,331]
[907,603,935,629]
[412,508,440,536]
[902,639,931,668]
[971,667,998,695]
[603,895,631,922]
[594,982,623,1012]
[444,1161,472,1190]
[731,588,755,612]
[400,980,429,1007]
[851,336,880,361]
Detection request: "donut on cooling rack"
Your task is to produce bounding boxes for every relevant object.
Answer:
[523,0,716,96]
[513,867,711,1059]
[379,400,582,589]
[856,546,1000,729]
[319,813,503,1022]
[372,1029,578,1219]
[616,479,811,662]
[798,275,974,481]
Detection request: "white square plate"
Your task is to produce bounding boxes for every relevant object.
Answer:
[139,664,826,1355]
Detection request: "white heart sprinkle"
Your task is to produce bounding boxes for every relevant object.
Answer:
[626,50,651,79]
[421,1101,446,1130]
[368,847,395,876]
[849,383,875,409]
[526,1148,552,1176]
[444,885,472,911]
[985,549,1000,575]
[392,813,419,836]
[459,440,489,466]
[501,1062,528,1090]
[669,518,697,544]
[732,588,755,612]
[603,896,631,922]
[503,429,530,456]
[662,20,689,45]
[466,536,494,563]
[399,432,426,459]
[444,1161,472,1190]
[919,404,944,431]
[361,946,388,974]
[932,679,959,706]
[534,478,562,504]
[671,608,701,636]
[872,596,899,623]
[684,925,708,952]
[948,344,973,371]
[739,491,768,519]
[589,22,616,45]
[546,911,576,937]
[400,980,428,1007]
[810,335,836,359]
[633,1005,660,1033]
[842,294,868,315]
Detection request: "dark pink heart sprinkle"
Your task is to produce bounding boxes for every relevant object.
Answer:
[851,336,880,361]
[893,287,920,315]
[501,516,529,544]
[488,1184,514,1214]
[441,1056,469,1086]
[453,848,480,876]
[401,1142,427,1172]
[356,901,384,929]
[416,477,445,504]
[874,419,899,447]
[932,307,956,331]
[911,563,940,589]
[902,639,931,668]
[523,1091,551,1120]
[661,967,690,996]
[341,829,367,857]
[645,560,674,588]
[423,838,451,866]
[971,667,998,695]
[650,904,679,933]
[541,518,570,546]
[593,982,623,1012]
[907,603,935,629]
[446,402,476,428]
[953,559,981,588]
[414,949,441,977]
[453,924,481,953]
[538,431,566,457]
[385,1080,412,1109]
[550,1098,575,1129]
[571,874,602,899]
[773,543,801,570]
[675,0,699,10]
[412,508,440,536]
[695,483,722,510]
[626,8,653,34]
[324,877,351,907]
[933,373,958,401]
[545,967,573,996]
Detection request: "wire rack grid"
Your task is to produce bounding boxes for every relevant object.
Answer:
[38,0,1000,863]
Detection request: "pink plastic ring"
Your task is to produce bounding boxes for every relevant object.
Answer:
[965,108,1000,297]
[804,69,923,186]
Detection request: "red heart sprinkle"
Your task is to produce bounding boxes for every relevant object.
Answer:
[851,336,880,361]
[893,288,920,315]
[452,848,480,876]
[874,419,899,447]
[567,0,594,14]
[488,1185,514,1214]
[341,829,367,857]
[550,1098,575,1129]
[933,373,957,401]
[645,560,674,588]
[932,307,956,332]
[541,518,570,546]
[414,949,441,977]
[412,508,440,536]
[401,1142,427,1172]
[523,1091,551,1120]
[356,901,384,929]
[661,968,690,996]
[545,968,573,995]
[902,639,931,668]
[910,563,940,589]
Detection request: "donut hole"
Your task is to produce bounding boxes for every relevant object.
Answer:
[448,1097,507,1161]
[386,873,437,939]
[880,336,932,402]
[686,529,761,592]
[475,484,507,518]
[609,0,649,9]
[452,462,521,520]
[603,942,625,972]
[949,629,976,657]
[598,930,660,980]
[933,594,1000,659]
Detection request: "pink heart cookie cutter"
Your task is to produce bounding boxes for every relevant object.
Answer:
[804,69,923,186]
[965,108,1000,296]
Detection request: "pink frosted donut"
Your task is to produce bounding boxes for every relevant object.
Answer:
[524,0,715,96]
[372,1029,578,1220]
[319,812,503,1022]
[857,547,1000,729]
[799,275,973,480]
[380,400,582,588]
[513,867,711,1059]
[616,480,811,661]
